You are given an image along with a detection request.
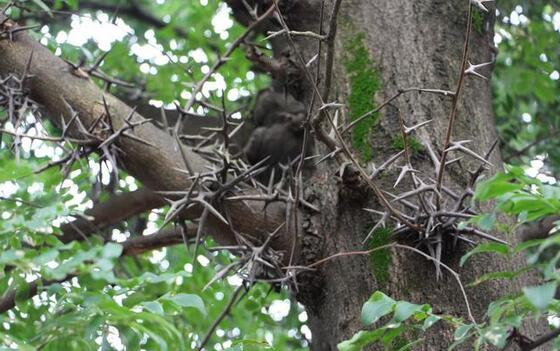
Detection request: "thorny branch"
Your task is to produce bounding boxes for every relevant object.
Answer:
[0,0,533,348]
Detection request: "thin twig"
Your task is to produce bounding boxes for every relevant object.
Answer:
[197,284,245,351]
[284,242,476,324]
[435,3,475,206]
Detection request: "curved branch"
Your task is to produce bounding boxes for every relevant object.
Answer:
[0,15,299,256]
[122,226,193,255]
[59,187,165,243]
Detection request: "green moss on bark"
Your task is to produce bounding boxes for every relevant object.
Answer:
[344,33,381,161]
[366,228,391,285]
[472,9,484,34]
[391,135,424,155]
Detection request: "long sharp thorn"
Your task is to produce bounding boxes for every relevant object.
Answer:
[192,207,209,271]
[446,141,492,166]
[404,119,432,134]
[371,150,405,178]
[197,197,228,224]
[392,185,436,202]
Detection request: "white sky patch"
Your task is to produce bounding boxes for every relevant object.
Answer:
[300,325,312,341]
[111,229,129,243]
[510,11,521,26]
[189,48,208,63]
[149,248,167,264]
[227,88,240,101]
[525,158,544,178]
[268,299,290,322]
[550,315,560,328]
[27,182,44,195]
[131,43,170,65]
[553,12,560,31]
[196,255,210,267]
[184,263,193,273]
[212,4,234,35]
[202,73,227,96]
[0,182,18,197]
[65,14,133,51]
[227,275,243,286]
[105,326,125,351]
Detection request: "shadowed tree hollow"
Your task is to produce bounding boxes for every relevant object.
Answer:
[0,0,551,350]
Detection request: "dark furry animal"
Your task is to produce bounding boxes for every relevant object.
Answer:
[251,88,306,127]
[243,89,309,182]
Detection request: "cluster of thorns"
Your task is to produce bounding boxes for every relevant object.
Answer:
[0,0,500,336]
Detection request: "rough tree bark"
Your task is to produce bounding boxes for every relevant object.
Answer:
[226,0,542,349]
[0,0,546,350]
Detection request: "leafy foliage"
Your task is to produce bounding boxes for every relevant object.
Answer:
[340,168,560,350]
[493,2,560,177]
[0,1,304,350]
[1,0,560,350]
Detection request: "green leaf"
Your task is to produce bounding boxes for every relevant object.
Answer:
[468,267,532,286]
[422,315,441,330]
[392,301,424,323]
[102,243,123,258]
[162,293,206,316]
[361,291,395,326]
[474,174,523,201]
[0,250,22,264]
[32,0,52,16]
[141,301,165,315]
[523,282,557,309]
[514,239,544,254]
[476,213,496,231]
[397,339,425,351]
[483,325,510,348]
[460,243,510,267]
[33,249,59,265]
[454,324,474,340]
[337,330,384,351]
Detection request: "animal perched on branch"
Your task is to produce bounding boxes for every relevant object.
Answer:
[243,88,309,182]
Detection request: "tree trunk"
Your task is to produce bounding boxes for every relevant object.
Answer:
[0,0,546,349]
[240,0,542,349]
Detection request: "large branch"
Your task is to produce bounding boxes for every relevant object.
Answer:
[0,16,299,256]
